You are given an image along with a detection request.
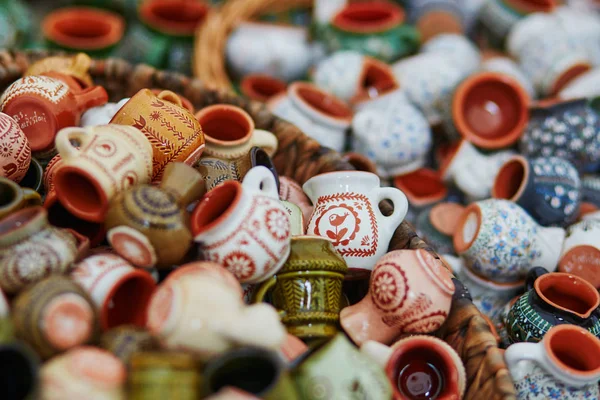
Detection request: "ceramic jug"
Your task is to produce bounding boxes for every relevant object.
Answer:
[0,177,41,220]
[506,267,600,344]
[303,171,408,276]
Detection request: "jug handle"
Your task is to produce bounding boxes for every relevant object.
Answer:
[373,187,408,234]
[525,267,549,291]
[504,342,542,372]
[252,276,286,318]
[242,166,279,200]
[54,127,95,160]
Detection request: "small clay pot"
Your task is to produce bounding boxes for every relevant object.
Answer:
[240,74,287,103]
[139,0,209,37]
[393,168,447,208]
[451,71,529,149]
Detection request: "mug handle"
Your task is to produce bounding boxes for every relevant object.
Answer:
[504,342,543,372]
[157,90,183,108]
[374,187,408,234]
[242,166,279,199]
[54,127,95,160]
[252,276,286,318]
[21,188,41,207]
[251,129,278,157]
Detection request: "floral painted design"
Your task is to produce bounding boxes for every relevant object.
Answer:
[265,209,291,241]
[222,251,256,281]
[371,262,408,312]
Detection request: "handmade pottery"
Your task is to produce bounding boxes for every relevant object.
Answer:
[100,326,158,365]
[25,53,94,88]
[392,52,467,124]
[110,89,205,180]
[341,249,454,345]
[106,162,206,269]
[42,7,125,57]
[556,8,600,66]
[19,157,42,194]
[393,169,448,210]
[202,347,298,400]
[80,98,129,127]
[342,152,378,174]
[304,171,408,276]
[0,342,40,400]
[281,201,304,236]
[41,154,62,193]
[240,74,287,103]
[191,166,291,284]
[164,261,244,297]
[293,333,392,399]
[443,71,530,149]
[322,1,420,63]
[195,104,278,159]
[419,33,480,75]
[0,75,108,155]
[0,177,41,220]
[480,56,535,99]
[0,112,30,183]
[253,235,348,339]
[493,155,581,227]
[146,267,286,360]
[439,140,515,201]
[361,335,466,400]
[12,276,99,359]
[415,202,463,255]
[410,0,464,43]
[268,82,353,152]
[559,67,600,100]
[312,51,398,105]
[520,97,600,172]
[453,199,565,283]
[506,324,600,399]
[226,22,313,82]
[506,267,600,343]
[279,176,313,231]
[0,207,88,294]
[351,90,432,177]
[41,346,126,399]
[52,125,153,223]
[71,254,157,331]
[279,333,308,363]
[197,147,279,191]
[129,351,200,399]
[506,12,556,58]
[559,219,600,289]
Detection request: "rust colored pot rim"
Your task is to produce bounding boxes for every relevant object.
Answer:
[503,0,556,15]
[453,202,481,254]
[544,325,600,378]
[534,272,600,319]
[194,104,254,147]
[289,82,353,126]
[53,164,109,223]
[332,1,404,34]
[240,74,287,103]
[491,155,529,201]
[393,168,447,208]
[352,57,399,105]
[191,180,243,237]
[43,7,125,51]
[139,0,209,37]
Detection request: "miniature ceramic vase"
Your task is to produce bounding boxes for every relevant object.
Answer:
[105,162,206,269]
[25,53,94,88]
[493,155,582,227]
[0,112,30,183]
[341,249,454,345]
[506,267,600,343]
[110,89,205,180]
[80,98,129,127]
[226,22,313,82]
[253,235,348,340]
[41,346,126,399]
[12,276,99,359]
[303,171,408,276]
[454,199,565,283]
[268,82,353,152]
[420,33,480,75]
[129,351,200,399]
[191,166,291,284]
[0,176,41,220]
[239,74,287,103]
[393,169,448,210]
[42,7,125,58]
[202,347,298,400]
[100,326,158,365]
[409,0,464,43]
[195,104,278,159]
[279,176,313,232]
[361,335,466,400]
[0,207,88,294]
[0,75,108,156]
[480,56,535,100]
[322,1,420,63]
[292,333,392,400]
[146,267,286,360]
[439,140,515,201]
[415,203,463,255]
[443,71,530,149]
[197,147,279,191]
[351,90,432,177]
[52,125,153,223]
[559,219,600,289]
[312,51,398,105]
[392,52,468,125]
[519,98,600,172]
[506,324,600,400]
[559,67,600,100]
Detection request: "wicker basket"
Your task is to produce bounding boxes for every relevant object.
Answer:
[0,49,517,400]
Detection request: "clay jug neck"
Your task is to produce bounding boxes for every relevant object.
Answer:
[535,273,600,319]
[0,206,48,247]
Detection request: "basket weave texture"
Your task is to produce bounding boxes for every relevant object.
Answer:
[0,49,517,400]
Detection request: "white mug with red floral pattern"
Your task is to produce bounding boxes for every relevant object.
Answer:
[303,171,408,277]
[191,166,292,284]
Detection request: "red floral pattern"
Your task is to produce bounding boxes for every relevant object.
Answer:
[371,262,408,312]
[222,251,256,281]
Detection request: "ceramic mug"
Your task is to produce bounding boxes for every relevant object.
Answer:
[480,56,535,100]
[71,254,157,331]
[0,176,41,220]
[0,75,108,155]
[110,89,205,180]
[195,104,278,159]
[240,74,287,103]
[0,112,30,183]
[303,171,408,276]
[52,125,153,223]
[191,166,292,284]
[559,219,600,289]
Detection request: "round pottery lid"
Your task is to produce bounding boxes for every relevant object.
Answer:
[429,203,465,237]
[42,293,94,350]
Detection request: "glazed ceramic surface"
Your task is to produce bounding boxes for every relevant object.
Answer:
[555,6,600,66]
[80,98,129,127]
[341,249,454,345]
[279,176,313,232]
[100,326,158,365]
[304,171,408,274]
[192,166,291,284]
[454,199,565,283]
[420,33,480,75]
[506,268,600,343]
[351,90,431,177]
[559,67,600,100]
[0,112,30,183]
[559,219,600,289]
[481,57,535,99]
